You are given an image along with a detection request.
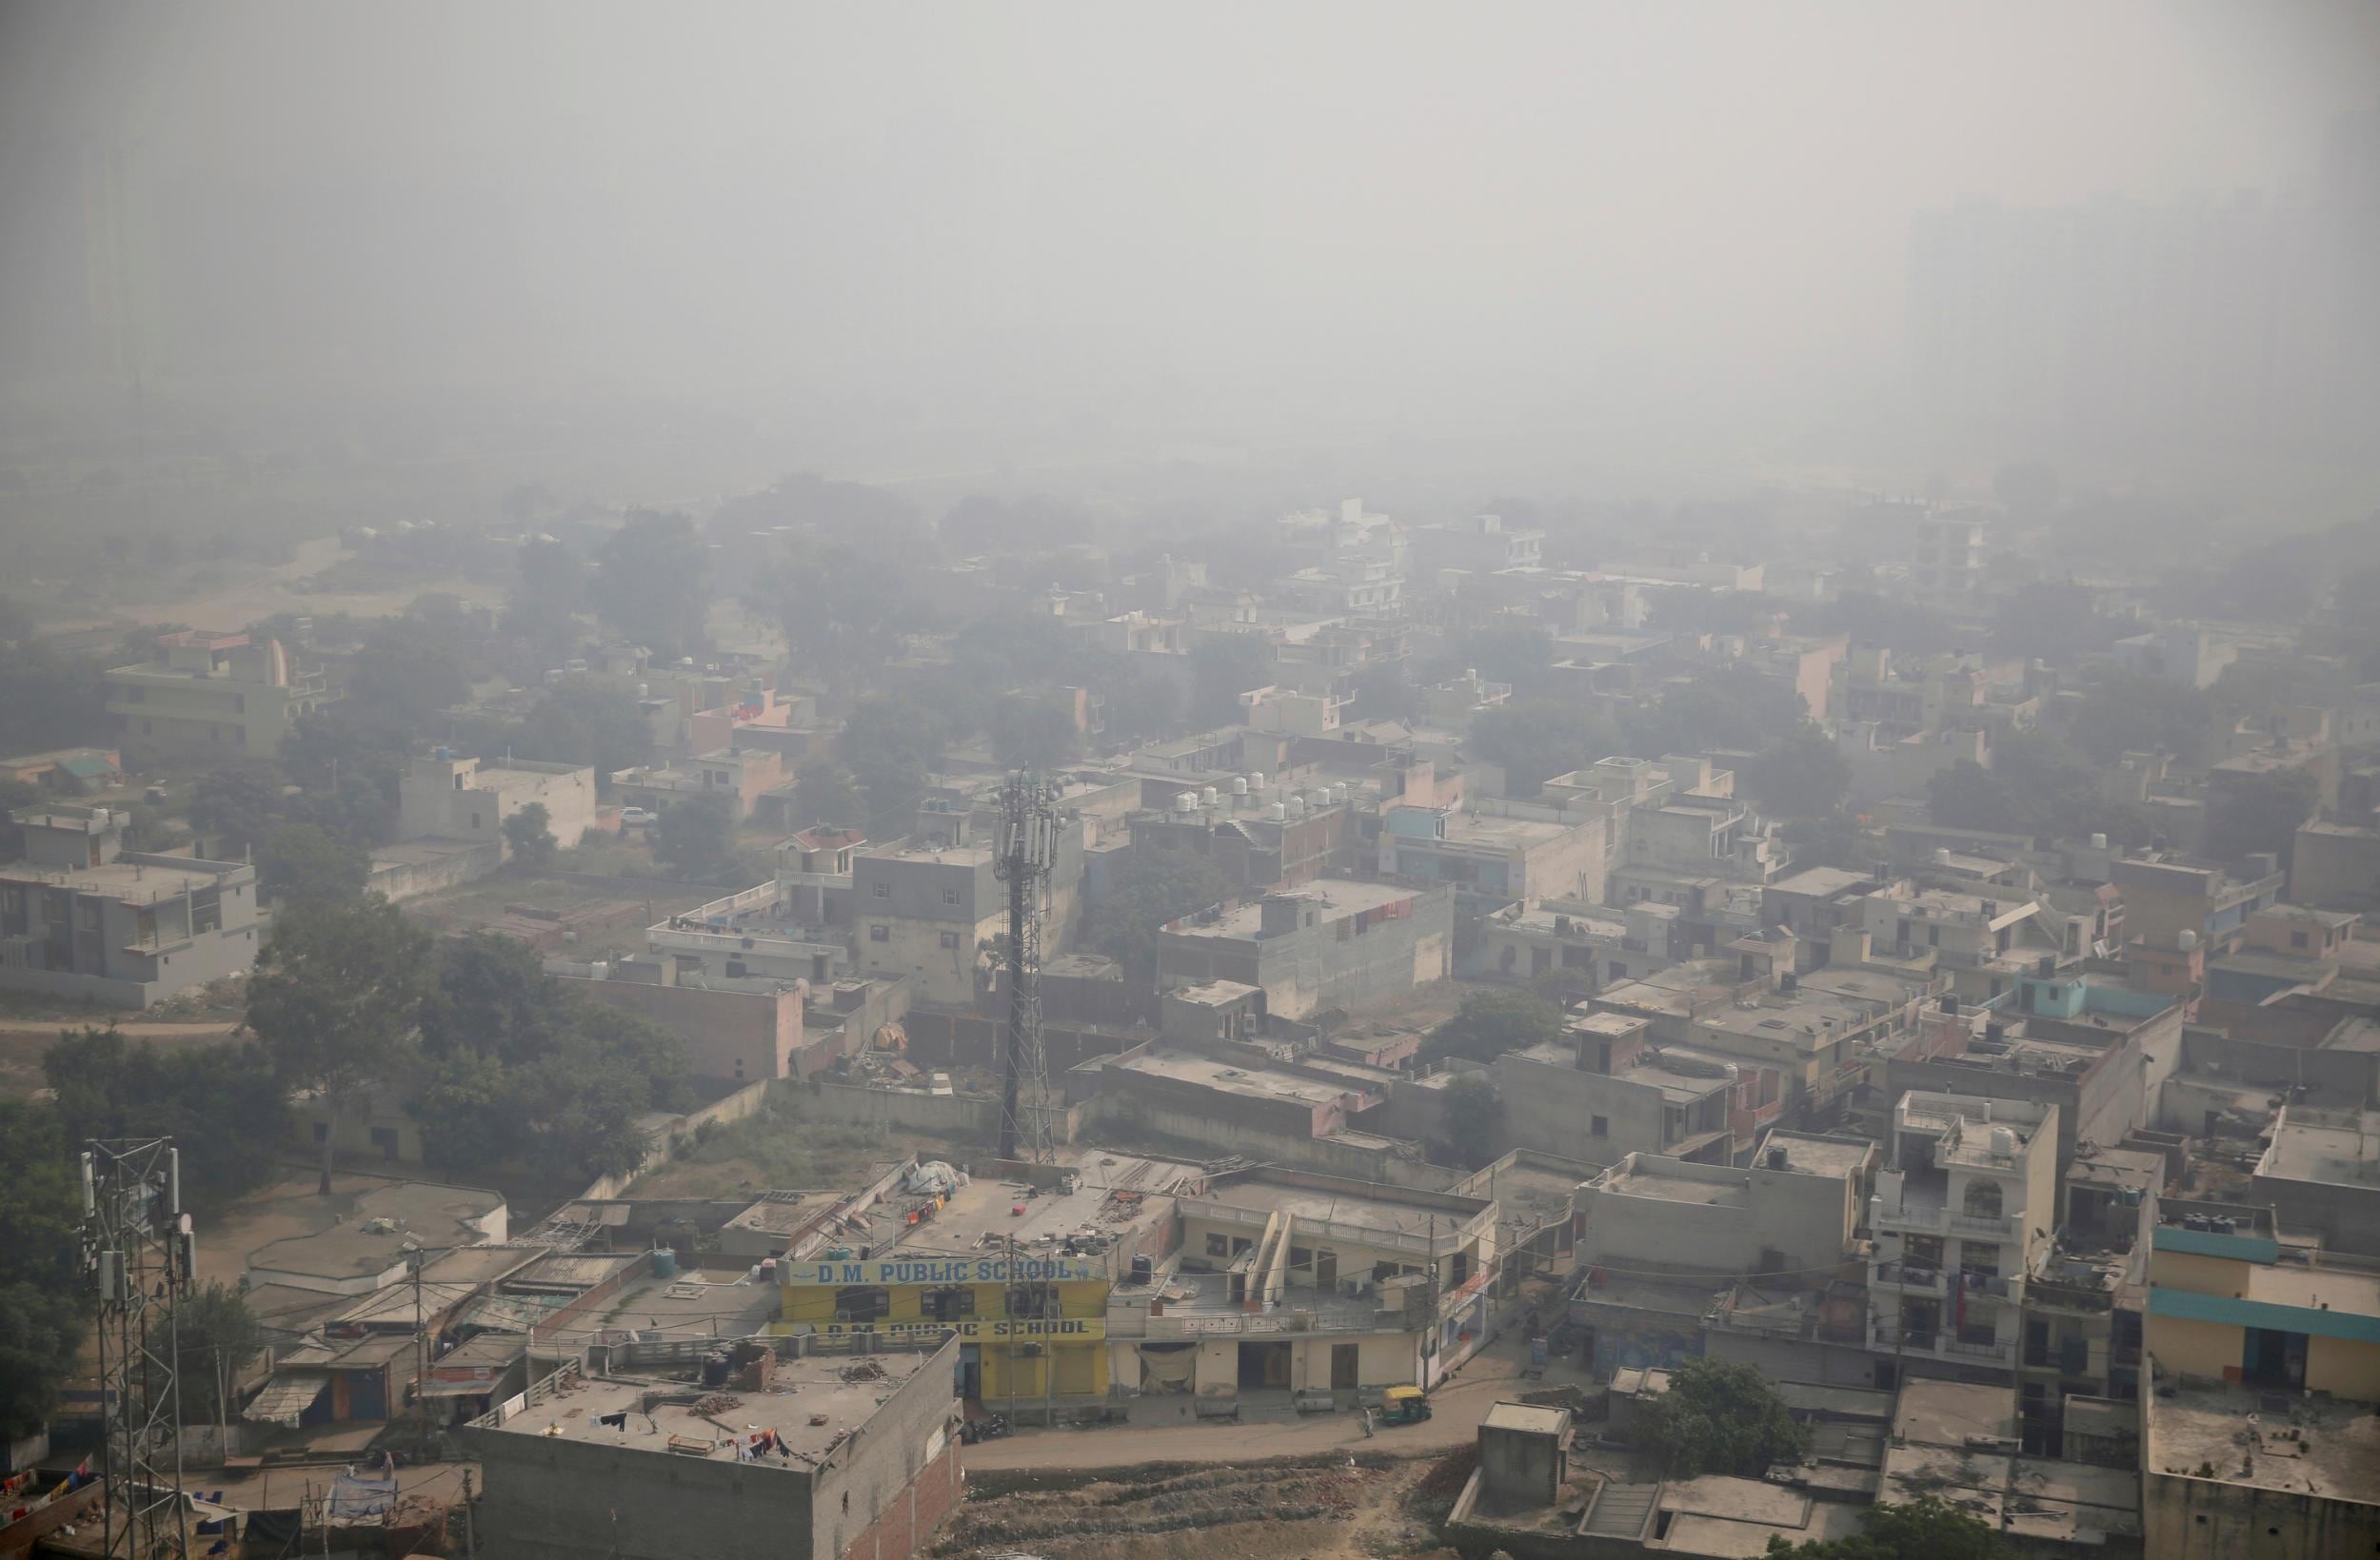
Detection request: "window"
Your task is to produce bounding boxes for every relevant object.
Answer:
[234,694,246,714]
[470,812,482,830]
[873,881,892,898]
[869,925,890,942]
[939,931,961,950]
[2291,931,2309,949]
[1590,1116,1609,1137]
[942,886,961,905]
[1206,1234,1230,1257]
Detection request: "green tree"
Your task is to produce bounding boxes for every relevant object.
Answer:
[1091,848,1232,982]
[991,695,1080,774]
[511,684,651,789]
[1781,812,1866,872]
[174,1284,266,1424]
[279,708,406,844]
[2069,673,2212,766]
[347,613,471,737]
[589,509,709,657]
[248,897,433,1194]
[256,820,369,906]
[2206,768,2320,871]
[1636,1355,1810,1476]
[1765,1495,2007,1559]
[188,767,287,856]
[412,1051,516,1174]
[0,1101,87,1438]
[793,760,863,830]
[1436,622,1557,695]
[655,793,738,880]
[500,538,586,674]
[502,801,557,871]
[1426,990,1565,1065]
[0,642,114,755]
[1741,729,1851,818]
[1438,1074,1506,1170]
[45,1031,290,1210]
[1926,760,2029,837]
[1187,636,1271,729]
[843,695,951,830]
[760,542,912,701]
[419,933,568,1067]
[1625,665,1806,756]
[1470,700,1624,798]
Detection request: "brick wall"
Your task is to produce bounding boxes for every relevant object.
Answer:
[836,1439,962,1560]
[562,976,802,1081]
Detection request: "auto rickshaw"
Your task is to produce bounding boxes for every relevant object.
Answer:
[1380,1386,1433,1426]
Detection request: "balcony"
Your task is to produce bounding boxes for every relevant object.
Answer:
[1872,1263,1944,1294]
[1942,1333,2015,1366]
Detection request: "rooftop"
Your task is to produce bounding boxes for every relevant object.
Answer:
[1481,1401,1570,1435]
[2147,1365,2380,1505]
[1766,866,1874,899]
[1694,992,1879,1052]
[1755,1131,1874,1180]
[1193,1174,1490,1245]
[247,1182,506,1281]
[1111,1049,1361,1108]
[2255,1107,2380,1189]
[486,1353,943,1467]
[1162,879,1422,940]
[0,856,246,901]
[883,1152,1200,1263]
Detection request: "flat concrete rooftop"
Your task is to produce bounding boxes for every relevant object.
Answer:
[1195,1176,1488,1241]
[2147,1367,2380,1504]
[488,1356,940,1465]
[1111,1049,1355,1107]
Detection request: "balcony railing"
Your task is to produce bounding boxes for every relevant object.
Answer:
[1873,1263,1943,1293]
[1942,1333,2014,1365]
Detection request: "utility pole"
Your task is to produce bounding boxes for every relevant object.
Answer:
[993,771,1059,1164]
[460,1470,475,1559]
[412,1251,429,1443]
[82,1136,194,1560]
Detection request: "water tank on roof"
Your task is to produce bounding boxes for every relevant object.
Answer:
[1331,784,1347,804]
[1174,792,1199,814]
[1200,786,1219,807]
[1990,1126,2017,1158]
[2178,929,2198,951]
[1934,848,1954,865]
[2090,832,2108,850]
[1268,802,1288,821]
[1231,777,1249,797]
[1248,773,1266,790]
[1288,796,1307,818]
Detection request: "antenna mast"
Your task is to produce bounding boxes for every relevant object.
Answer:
[994,771,1059,1164]
[82,1136,196,1560]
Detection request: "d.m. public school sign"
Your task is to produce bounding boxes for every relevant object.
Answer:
[784,1255,1105,1288]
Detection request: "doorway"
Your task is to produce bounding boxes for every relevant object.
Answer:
[2243,1328,2308,1390]
[1331,1343,1359,1390]
[1237,1340,1291,1389]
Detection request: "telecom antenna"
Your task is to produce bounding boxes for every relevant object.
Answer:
[81,1137,196,1560]
[994,771,1060,1163]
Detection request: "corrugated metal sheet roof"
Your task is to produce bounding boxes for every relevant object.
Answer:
[244,1375,327,1427]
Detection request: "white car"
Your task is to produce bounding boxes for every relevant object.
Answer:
[619,807,657,826]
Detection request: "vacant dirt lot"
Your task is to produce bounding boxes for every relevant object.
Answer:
[939,1451,1459,1560]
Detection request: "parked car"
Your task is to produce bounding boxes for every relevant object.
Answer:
[620,807,657,826]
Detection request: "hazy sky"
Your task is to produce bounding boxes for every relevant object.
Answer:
[4,1,2374,463]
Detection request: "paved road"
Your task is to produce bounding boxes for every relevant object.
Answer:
[961,1332,1592,1471]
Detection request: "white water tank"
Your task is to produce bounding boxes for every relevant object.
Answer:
[1200,786,1219,807]
[1288,796,1307,818]
[1990,1125,2017,1158]
[1268,802,1288,821]
[1231,777,1250,797]
[1331,784,1348,804]
[1248,772,1266,790]
[2178,928,2198,951]
[1934,848,1954,865]
[1173,792,1199,814]
[2090,832,2108,850]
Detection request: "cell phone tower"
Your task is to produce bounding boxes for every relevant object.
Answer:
[994,771,1060,1165]
[81,1137,196,1560]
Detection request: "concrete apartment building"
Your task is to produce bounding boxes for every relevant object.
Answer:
[1867,1092,2058,1382]
[609,744,790,823]
[105,629,333,761]
[1576,1133,1873,1283]
[1155,879,1452,1021]
[0,803,260,1007]
[466,1339,963,1560]
[1109,1168,1501,1396]
[2106,852,2286,953]
[398,750,598,854]
[1378,800,1605,908]
[2140,1201,2380,1556]
[2251,1104,2380,1259]
[854,818,1084,1006]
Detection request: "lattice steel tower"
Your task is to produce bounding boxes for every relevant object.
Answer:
[81,1137,195,1560]
[994,771,1060,1164]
